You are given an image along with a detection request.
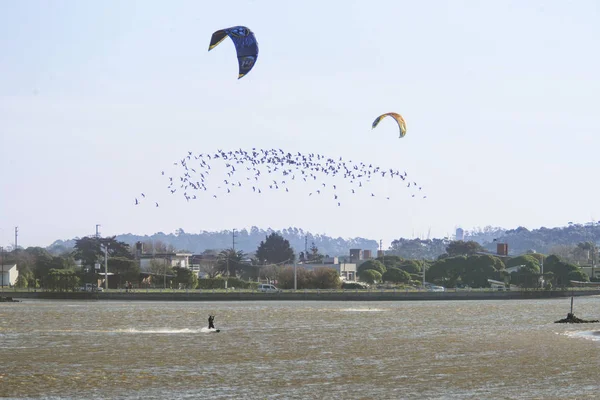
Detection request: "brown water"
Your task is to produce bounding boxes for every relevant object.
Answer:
[1,298,600,399]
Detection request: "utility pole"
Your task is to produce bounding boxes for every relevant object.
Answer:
[1,246,4,296]
[14,227,18,251]
[104,244,108,291]
[305,236,308,255]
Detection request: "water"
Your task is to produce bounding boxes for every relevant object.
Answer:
[1,298,600,399]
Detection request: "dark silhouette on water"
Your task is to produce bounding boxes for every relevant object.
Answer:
[0,297,19,302]
[555,296,599,323]
[555,312,599,324]
[208,315,215,329]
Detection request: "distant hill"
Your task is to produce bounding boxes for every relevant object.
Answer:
[47,223,600,260]
[474,224,600,255]
[388,224,600,260]
[47,226,379,257]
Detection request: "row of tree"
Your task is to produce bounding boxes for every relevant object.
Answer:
[357,241,590,288]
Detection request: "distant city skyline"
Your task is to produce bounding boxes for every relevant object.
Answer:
[2,1,599,249]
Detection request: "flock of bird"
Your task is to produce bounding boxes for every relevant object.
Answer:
[134,26,426,209]
[136,148,425,208]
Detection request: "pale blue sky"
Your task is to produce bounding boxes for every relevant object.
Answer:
[1,0,599,249]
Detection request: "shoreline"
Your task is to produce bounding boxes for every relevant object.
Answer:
[5,289,600,302]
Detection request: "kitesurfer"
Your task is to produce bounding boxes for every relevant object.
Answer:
[208,315,215,329]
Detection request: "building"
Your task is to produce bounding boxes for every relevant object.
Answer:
[496,243,508,256]
[349,249,363,263]
[0,264,19,287]
[138,253,193,272]
[189,253,219,278]
[455,228,464,241]
[288,262,357,282]
[363,250,373,260]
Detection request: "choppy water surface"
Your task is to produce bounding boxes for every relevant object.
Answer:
[2,298,600,399]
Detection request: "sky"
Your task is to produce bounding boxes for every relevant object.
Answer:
[1,0,599,249]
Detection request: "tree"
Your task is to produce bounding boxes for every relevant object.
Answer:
[382,267,411,283]
[358,269,381,284]
[376,255,404,269]
[568,270,589,283]
[46,269,80,292]
[142,240,176,254]
[526,252,546,264]
[310,267,341,289]
[10,248,37,278]
[357,260,386,275]
[173,266,198,289]
[277,266,312,289]
[545,258,584,286]
[72,236,132,268]
[259,264,283,283]
[255,233,295,265]
[510,268,539,288]
[544,254,561,270]
[15,275,29,288]
[399,260,421,274]
[37,255,77,287]
[446,241,484,257]
[109,257,140,286]
[506,255,539,272]
[307,242,324,263]
[427,256,466,287]
[388,238,449,260]
[216,249,248,278]
[462,255,505,288]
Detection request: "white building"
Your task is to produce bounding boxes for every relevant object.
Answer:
[455,228,464,241]
[138,253,193,272]
[189,253,219,278]
[0,264,19,287]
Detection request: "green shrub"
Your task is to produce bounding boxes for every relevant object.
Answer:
[358,269,382,284]
[382,268,411,283]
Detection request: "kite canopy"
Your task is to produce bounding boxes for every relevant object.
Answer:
[372,112,407,138]
[208,26,259,79]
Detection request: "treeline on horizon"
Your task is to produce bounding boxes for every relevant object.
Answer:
[4,233,594,292]
[43,223,600,260]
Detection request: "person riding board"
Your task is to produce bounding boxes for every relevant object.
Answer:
[208,315,215,330]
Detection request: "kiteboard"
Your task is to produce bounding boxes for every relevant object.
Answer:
[209,329,220,333]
